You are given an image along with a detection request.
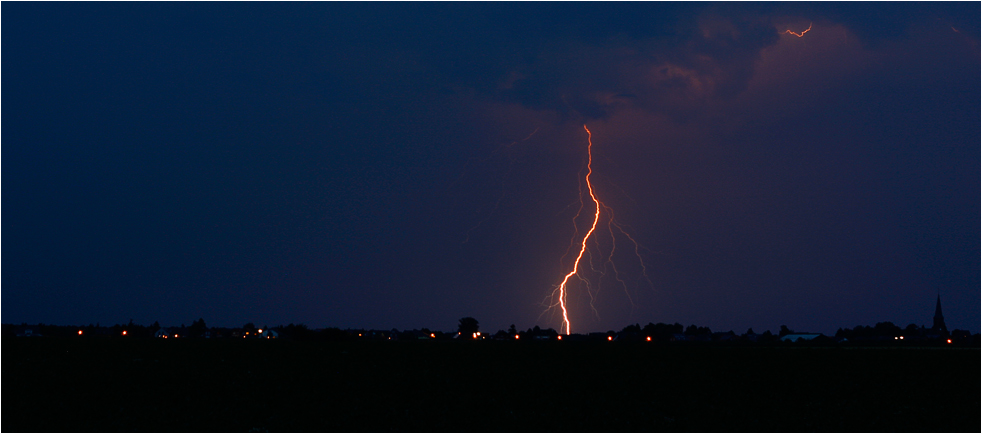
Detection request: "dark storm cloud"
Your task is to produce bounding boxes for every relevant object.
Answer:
[495,13,781,120]
[305,3,780,121]
[433,2,979,128]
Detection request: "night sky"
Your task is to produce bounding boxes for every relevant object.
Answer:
[4,2,979,335]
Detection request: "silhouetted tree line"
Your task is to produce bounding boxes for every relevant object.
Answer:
[835,321,972,342]
[5,318,978,346]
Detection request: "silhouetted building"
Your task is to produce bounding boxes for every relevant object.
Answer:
[154,328,172,338]
[932,294,948,337]
[779,333,823,342]
[15,325,42,337]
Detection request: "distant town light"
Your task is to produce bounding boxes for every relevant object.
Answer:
[894,337,899,340]
[476,332,481,336]
[430,333,436,338]
[358,333,363,337]
[557,335,562,340]
[515,334,520,340]
[78,330,83,335]
[258,329,263,334]
[899,336,904,340]
[646,336,652,341]
[947,339,952,344]
[122,330,127,336]
[608,336,613,341]
[472,333,477,339]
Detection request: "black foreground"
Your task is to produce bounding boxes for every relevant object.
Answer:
[4,338,979,432]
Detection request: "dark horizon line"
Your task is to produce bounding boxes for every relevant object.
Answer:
[4,319,974,336]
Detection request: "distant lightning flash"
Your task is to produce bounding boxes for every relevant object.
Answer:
[546,125,651,335]
[784,23,812,38]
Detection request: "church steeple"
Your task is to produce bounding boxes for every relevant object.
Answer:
[932,294,948,336]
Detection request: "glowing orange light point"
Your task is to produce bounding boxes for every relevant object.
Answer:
[122,331,127,336]
[78,330,83,335]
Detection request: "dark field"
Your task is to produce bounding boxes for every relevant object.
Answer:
[4,338,979,432]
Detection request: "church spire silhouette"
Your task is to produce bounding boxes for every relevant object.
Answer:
[932,294,948,336]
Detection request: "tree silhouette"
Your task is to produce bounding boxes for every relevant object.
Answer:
[188,318,207,338]
[873,322,901,337]
[458,317,479,336]
[903,323,920,336]
[621,323,642,335]
[685,324,712,336]
[282,323,313,340]
[641,322,682,342]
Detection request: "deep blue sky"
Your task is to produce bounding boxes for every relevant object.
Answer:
[4,2,979,334]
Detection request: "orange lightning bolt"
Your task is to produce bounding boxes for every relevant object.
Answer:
[784,23,812,38]
[554,125,602,335]
[539,125,654,334]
